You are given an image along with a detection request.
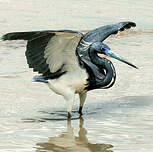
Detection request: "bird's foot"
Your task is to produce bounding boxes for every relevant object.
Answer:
[78,106,83,116]
[68,112,71,119]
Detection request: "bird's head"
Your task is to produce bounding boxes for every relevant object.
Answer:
[91,42,138,69]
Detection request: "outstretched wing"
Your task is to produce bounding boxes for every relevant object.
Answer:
[82,21,136,43]
[2,30,83,77]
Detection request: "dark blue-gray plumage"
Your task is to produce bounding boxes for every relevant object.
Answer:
[2,21,137,118]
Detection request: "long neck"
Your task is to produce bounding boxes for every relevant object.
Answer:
[88,47,115,88]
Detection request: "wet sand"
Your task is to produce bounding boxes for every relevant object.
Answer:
[0,0,153,151]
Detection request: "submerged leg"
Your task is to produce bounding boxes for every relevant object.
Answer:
[47,80,75,119]
[79,92,87,115]
[64,90,75,118]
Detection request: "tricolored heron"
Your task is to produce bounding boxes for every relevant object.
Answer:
[2,21,137,118]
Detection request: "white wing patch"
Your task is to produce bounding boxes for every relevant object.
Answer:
[44,33,82,73]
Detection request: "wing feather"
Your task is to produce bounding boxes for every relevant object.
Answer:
[82,21,136,43]
[26,31,83,76]
[44,33,82,73]
[2,30,83,77]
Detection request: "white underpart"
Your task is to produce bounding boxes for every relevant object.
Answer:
[47,67,88,113]
[48,67,87,94]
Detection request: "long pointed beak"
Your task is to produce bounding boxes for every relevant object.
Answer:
[105,49,138,69]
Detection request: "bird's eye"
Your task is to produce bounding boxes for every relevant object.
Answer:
[101,48,105,51]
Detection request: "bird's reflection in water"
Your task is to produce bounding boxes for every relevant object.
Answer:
[36,118,113,152]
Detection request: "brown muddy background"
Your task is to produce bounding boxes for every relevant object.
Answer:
[0,0,153,151]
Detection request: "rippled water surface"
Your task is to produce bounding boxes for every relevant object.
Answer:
[0,0,153,151]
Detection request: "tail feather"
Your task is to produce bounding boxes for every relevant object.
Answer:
[32,75,48,83]
[2,31,40,41]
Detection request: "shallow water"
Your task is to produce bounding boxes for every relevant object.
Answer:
[0,0,153,151]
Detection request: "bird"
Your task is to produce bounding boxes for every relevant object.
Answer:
[2,21,137,118]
